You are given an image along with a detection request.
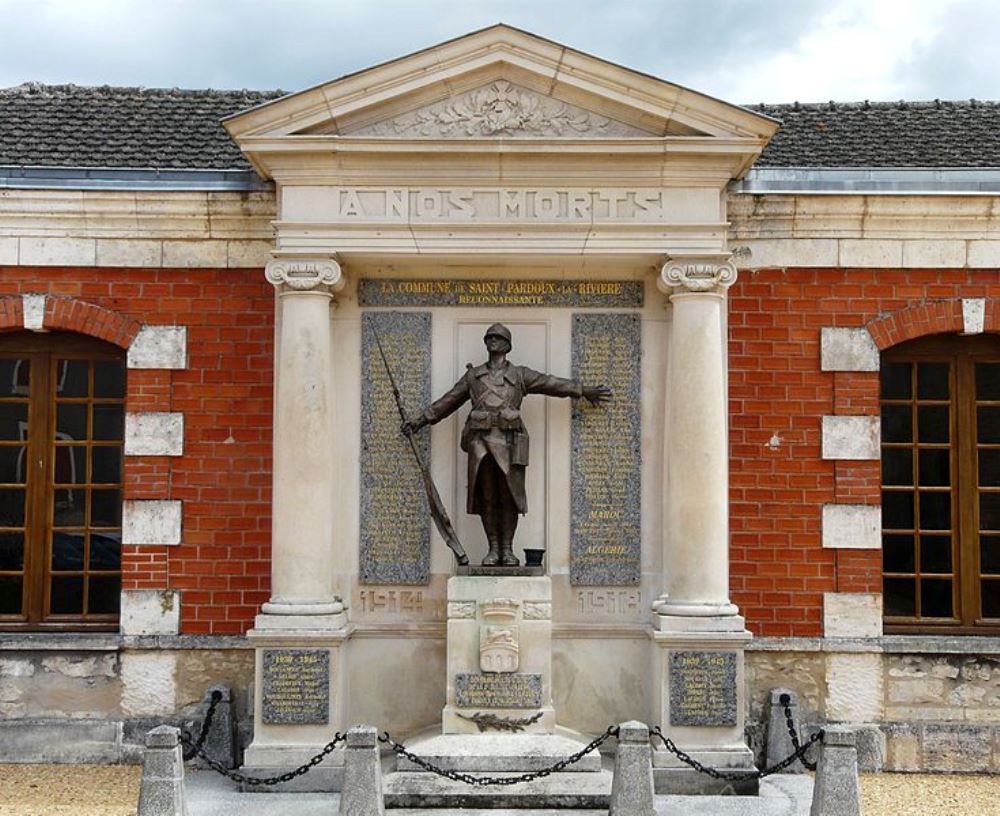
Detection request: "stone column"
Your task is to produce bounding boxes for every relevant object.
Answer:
[261,258,346,622]
[653,255,739,620]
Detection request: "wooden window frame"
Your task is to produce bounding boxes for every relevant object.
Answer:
[0,331,124,632]
[882,333,1000,635]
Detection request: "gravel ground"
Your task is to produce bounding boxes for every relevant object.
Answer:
[0,765,998,815]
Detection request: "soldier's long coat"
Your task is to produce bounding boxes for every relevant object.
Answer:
[421,361,582,515]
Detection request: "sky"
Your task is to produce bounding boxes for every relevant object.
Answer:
[1,0,998,104]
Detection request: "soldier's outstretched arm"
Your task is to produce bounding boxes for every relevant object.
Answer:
[402,373,470,435]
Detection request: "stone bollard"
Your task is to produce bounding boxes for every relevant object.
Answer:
[339,725,385,816]
[767,688,806,773]
[138,725,188,816]
[609,721,656,816]
[198,684,237,769]
[809,726,861,816]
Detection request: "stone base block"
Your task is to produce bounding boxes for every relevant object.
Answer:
[0,719,122,763]
[442,705,555,736]
[383,770,612,809]
[395,732,601,773]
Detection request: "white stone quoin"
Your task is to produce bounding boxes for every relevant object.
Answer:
[21,293,46,331]
[125,412,184,457]
[120,589,182,636]
[821,415,880,460]
[127,325,188,370]
[822,504,881,549]
[823,592,883,638]
[122,500,183,546]
[820,327,879,372]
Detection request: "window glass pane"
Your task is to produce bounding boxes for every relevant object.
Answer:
[90,490,122,528]
[87,575,121,615]
[57,360,89,397]
[0,446,27,484]
[918,405,950,443]
[0,576,22,615]
[53,446,85,487]
[882,491,915,529]
[920,535,952,574]
[92,405,123,441]
[91,447,121,485]
[50,575,84,615]
[0,532,24,570]
[980,536,1000,575]
[93,361,125,399]
[920,579,953,618]
[883,534,915,573]
[981,492,1000,532]
[976,363,1000,400]
[980,580,1000,619]
[881,405,912,442]
[0,488,25,527]
[978,406,1000,444]
[881,362,912,399]
[56,404,88,441]
[981,450,1000,487]
[0,403,28,440]
[89,532,121,571]
[51,532,85,571]
[53,490,85,527]
[884,577,916,616]
[917,362,950,400]
[0,359,29,398]
[918,449,951,486]
[882,449,913,486]
[919,492,951,531]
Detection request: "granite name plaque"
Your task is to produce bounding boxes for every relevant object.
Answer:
[454,673,543,709]
[261,649,330,725]
[570,313,642,585]
[360,312,432,584]
[668,651,738,727]
[359,279,643,308]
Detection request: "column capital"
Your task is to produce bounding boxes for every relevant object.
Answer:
[265,257,345,294]
[658,255,737,295]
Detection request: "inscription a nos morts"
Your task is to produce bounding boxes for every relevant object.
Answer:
[360,312,432,585]
[454,673,543,709]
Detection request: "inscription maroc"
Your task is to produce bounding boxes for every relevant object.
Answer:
[261,649,330,725]
[668,651,738,727]
[570,314,642,585]
[359,279,643,308]
[360,312,432,584]
[455,673,543,709]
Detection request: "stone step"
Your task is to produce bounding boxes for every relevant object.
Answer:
[383,770,613,810]
[394,733,603,773]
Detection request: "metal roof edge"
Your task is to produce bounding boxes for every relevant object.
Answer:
[732,166,1000,194]
[0,165,272,191]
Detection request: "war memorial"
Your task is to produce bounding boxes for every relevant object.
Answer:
[0,24,999,810]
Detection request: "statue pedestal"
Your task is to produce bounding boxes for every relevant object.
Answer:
[442,575,555,735]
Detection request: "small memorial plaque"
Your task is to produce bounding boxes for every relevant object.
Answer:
[261,649,330,725]
[455,673,542,709]
[668,651,737,727]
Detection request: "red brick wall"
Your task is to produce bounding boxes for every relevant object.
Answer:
[0,267,275,634]
[729,268,1000,636]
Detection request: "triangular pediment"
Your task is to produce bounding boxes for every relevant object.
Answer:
[224,25,778,146]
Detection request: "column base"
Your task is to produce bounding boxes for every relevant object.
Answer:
[260,599,345,617]
[651,596,739,618]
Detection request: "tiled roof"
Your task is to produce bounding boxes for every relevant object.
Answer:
[2,83,999,171]
[752,100,1000,168]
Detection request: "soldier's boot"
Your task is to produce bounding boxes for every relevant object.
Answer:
[482,539,501,566]
[499,537,520,567]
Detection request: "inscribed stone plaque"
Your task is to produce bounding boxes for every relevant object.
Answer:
[669,651,738,727]
[454,673,543,709]
[261,649,330,725]
[360,312,432,584]
[570,313,642,585]
[359,279,643,308]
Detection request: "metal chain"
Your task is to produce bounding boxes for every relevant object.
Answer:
[181,690,222,762]
[378,725,618,787]
[180,730,345,787]
[779,693,818,772]
[649,725,823,782]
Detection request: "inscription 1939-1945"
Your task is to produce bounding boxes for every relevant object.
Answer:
[454,672,543,709]
[668,650,737,727]
[262,649,330,725]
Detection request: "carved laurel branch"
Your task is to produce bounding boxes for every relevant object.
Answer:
[265,259,344,292]
[457,711,544,733]
[659,259,738,294]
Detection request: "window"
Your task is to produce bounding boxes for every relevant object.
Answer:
[0,332,125,630]
[881,334,1000,633]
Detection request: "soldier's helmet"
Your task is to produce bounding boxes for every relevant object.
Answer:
[483,323,512,344]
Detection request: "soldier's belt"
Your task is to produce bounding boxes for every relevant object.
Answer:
[467,408,521,430]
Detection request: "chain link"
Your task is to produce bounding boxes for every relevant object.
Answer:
[377,725,618,787]
[779,693,818,772]
[181,690,222,762]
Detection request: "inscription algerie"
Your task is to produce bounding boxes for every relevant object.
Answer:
[262,649,330,725]
[668,651,738,727]
[359,279,643,309]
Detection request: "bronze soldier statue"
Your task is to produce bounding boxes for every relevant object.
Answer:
[403,323,611,567]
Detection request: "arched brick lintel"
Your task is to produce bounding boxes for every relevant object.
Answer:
[866,297,998,350]
[0,295,141,348]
